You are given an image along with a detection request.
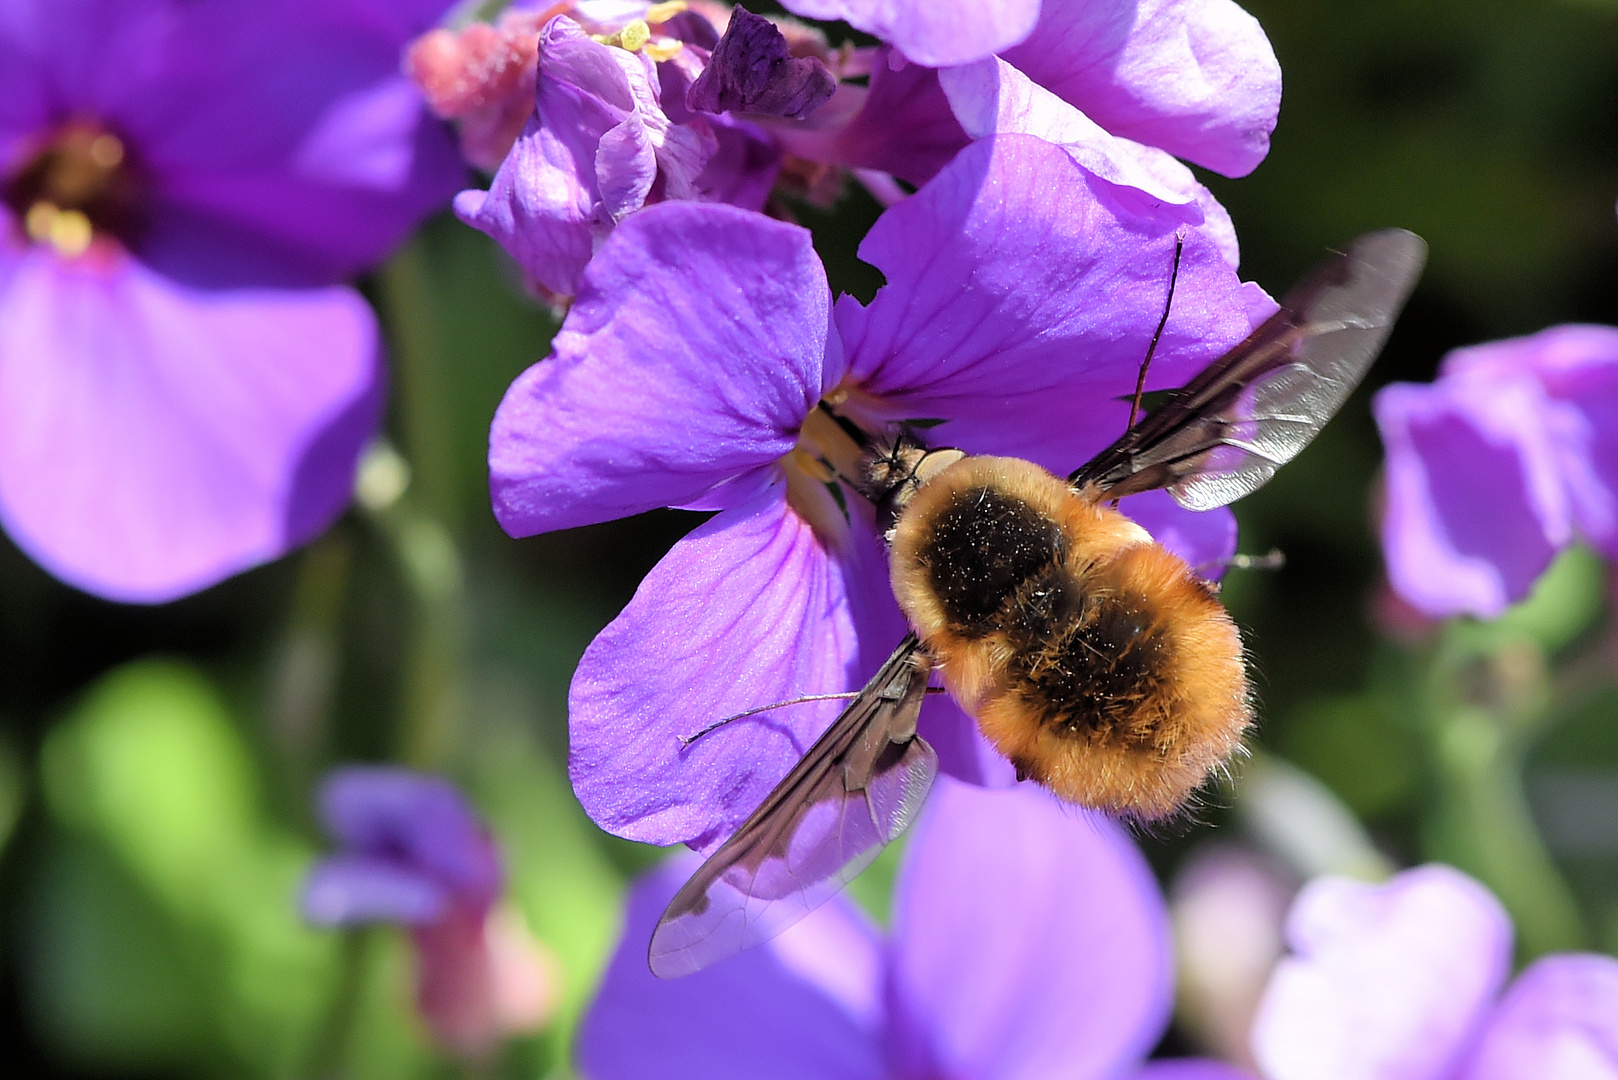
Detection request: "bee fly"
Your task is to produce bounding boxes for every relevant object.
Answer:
[649,229,1428,978]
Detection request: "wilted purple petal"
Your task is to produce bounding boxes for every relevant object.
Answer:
[0,249,380,602]
[887,780,1173,1080]
[488,202,837,537]
[318,767,503,906]
[687,7,837,120]
[1463,955,1618,1080]
[1251,865,1513,1080]
[579,857,885,1080]
[781,0,1040,66]
[1375,366,1569,618]
[568,487,863,851]
[301,853,450,925]
[1001,0,1281,178]
[837,134,1265,478]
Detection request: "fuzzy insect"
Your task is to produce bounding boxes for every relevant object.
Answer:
[649,229,1428,978]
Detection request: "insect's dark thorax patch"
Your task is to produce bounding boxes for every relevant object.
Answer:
[920,486,1063,637]
[1004,569,1174,747]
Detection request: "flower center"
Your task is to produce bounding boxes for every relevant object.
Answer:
[3,121,144,257]
[781,391,888,548]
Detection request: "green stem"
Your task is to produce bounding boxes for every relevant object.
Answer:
[303,928,370,1080]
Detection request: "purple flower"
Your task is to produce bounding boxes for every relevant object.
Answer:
[302,767,558,1059]
[487,133,1268,852]
[686,7,838,120]
[579,778,1252,1080]
[452,8,780,302]
[1251,864,1618,1079]
[1374,325,1618,618]
[0,0,464,602]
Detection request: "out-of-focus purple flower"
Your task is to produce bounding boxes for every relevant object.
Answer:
[1374,325,1618,618]
[488,133,1269,852]
[579,778,1254,1080]
[1251,864,1618,1079]
[303,767,559,1059]
[780,0,1040,67]
[0,0,464,602]
[453,9,778,302]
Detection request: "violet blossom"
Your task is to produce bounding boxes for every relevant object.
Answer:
[487,133,1272,853]
[0,0,464,602]
[1251,863,1618,1079]
[442,0,1278,301]
[1374,325,1618,618]
[579,778,1252,1080]
[302,767,559,1059]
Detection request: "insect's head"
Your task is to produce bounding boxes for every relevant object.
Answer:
[859,432,965,537]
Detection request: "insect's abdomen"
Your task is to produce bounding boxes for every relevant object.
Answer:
[889,456,1250,820]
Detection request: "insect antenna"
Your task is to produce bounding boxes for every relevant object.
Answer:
[679,687,946,747]
[1125,232,1186,435]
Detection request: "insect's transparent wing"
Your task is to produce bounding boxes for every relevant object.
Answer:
[648,636,936,979]
[1072,229,1428,509]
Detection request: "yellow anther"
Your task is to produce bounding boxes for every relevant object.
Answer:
[788,446,835,484]
[26,202,93,257]
[644,1,688,24]
[618,19,651,51]
[642,38,684,62]
[87,133,124,170]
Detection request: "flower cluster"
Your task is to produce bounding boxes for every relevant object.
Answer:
[1376,325,1618,618]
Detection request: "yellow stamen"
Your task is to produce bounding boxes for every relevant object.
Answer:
[87,133,124,170]
[24,201,94,257]
[644,1,688,25]
[618,19,651,51]
[642,38,684,62]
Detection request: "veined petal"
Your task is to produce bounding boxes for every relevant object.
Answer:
[578,857,885,1080]
[780,0,1040,67]
[0,249,381,602]
[1374,366,1569,619]
[837,134,1263,479]
[1137,1062,1260,1080]
[1251,865,1513,1080]
[1001,0,1281,178]
[887,780,1173,1080]
[1463,955,1618,1080]
[488,202,836,537]
[567,487,862,850]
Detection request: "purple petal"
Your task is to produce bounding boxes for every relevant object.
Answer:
[488,201,836,537]
[1001,0,1282,178]
[1251,865,1513,1080]
[780,0,1040,66]
[887,779,1173,1080]
[1482,325,1618,561]
[301,853,450,926]
[1119,490,1240,578]
[578,857,885,1080]
[1374,365,1569,618]
[568,487,865,851]
[115,0,461,287]
[0,249,380,602]
[1136,1062,1261,1080]
[687,7,837,120]
[317,767,502,906]
[1463,954,1618,1080]
[939,57,1198,205]
[767,49,968,188]
[837,134,1265,478]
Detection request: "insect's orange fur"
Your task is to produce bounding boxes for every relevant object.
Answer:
[889,455,1251,820]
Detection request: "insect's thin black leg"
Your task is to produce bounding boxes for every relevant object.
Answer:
[1126,232,1186,435]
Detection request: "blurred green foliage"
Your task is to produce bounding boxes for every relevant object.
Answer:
[5,1,1618,1076]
